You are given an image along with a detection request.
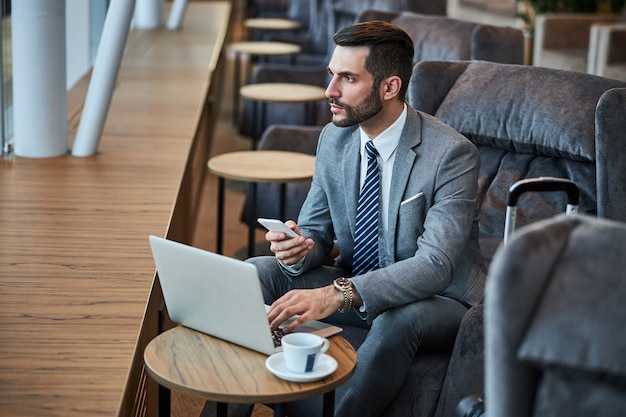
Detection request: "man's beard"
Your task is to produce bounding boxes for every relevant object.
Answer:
[329,88,383,128]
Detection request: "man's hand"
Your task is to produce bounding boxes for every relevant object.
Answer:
[265,220,314,265]
[266,285,344,333]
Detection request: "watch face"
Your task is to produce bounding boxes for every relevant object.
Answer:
[336,277,351,288]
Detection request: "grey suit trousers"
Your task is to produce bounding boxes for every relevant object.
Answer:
[247,256,468,417]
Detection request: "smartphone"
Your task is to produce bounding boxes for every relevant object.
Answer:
[257,218,299,238]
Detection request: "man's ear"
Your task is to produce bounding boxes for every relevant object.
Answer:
[381,75,402,101]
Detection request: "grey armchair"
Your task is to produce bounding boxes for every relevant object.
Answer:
[485,214,626,417]
[247,0,289,18]
[365,11,524,65]
[404,61,626,417]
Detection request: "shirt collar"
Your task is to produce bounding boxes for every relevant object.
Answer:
[359,103,407,161]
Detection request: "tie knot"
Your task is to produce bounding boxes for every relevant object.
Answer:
[365,141,379,160]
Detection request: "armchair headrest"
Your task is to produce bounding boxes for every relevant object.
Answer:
[409,61,626,162]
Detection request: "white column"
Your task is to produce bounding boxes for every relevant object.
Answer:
[133,0,163,29]
[12,0,67,158]
[71,0,136,157]
[166,0,188,30]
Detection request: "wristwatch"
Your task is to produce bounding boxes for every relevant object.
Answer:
[333,277,353,313]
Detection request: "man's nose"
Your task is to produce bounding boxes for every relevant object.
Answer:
[325,77,338,99]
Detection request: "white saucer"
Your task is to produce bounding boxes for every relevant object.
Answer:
[265,352,337,382]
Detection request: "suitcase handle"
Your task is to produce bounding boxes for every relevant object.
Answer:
[507,177,580,207]
[504,177,580,244]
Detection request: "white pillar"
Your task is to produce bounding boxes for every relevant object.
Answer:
[12,0,67,158]
[166,0,188,30]
[71,0,136,157]
[134,0,163,29]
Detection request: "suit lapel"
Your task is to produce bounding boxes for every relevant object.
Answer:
[342,129,362,236]
[387,109,422,250]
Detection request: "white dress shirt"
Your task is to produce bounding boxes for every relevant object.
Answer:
[358,104,407,250]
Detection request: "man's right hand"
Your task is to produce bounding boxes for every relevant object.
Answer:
[265,220,314,266]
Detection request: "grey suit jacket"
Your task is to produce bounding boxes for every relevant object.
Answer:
[296,107,486,320]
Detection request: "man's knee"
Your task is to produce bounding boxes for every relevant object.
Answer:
[246,255,279,278]
[246,256,288,303]
[373,298,466,351]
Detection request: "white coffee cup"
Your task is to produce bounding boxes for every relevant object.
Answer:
[281,333,330,373]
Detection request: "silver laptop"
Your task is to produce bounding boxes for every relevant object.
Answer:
[148,235,342,355]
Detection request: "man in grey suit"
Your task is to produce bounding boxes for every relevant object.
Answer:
[248,20,486,417]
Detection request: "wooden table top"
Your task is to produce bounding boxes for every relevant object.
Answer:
[243,17,302,30]
[144,326,357,404]
[239,83,327,103]
[208,150,315,183]
[229,41,302,56]
[0,3,230,416]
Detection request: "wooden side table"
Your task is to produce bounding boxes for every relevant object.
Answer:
[207,150,315,257]
[239,82,327,146]
[228,41,302,124]
[144,326,357,417]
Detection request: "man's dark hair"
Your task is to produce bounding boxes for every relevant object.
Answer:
[333,21,415,101]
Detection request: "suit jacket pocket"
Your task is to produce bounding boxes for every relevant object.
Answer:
[400,191,424,207]
[397,192,426,251]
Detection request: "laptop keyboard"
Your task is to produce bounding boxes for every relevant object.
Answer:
[271,328,285,348]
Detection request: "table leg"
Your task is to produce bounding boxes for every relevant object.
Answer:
[322,390,335,417]
[305,100,320,126]
[216,402,228,417]
[158,385,171,417]
[279,183,286,221]
[305,101,312,125]
[273,403,286,417]
[261,101,267,144]
[233,53,241,125]
[216,176,225,254]
[247,182,257,258]
[251,100,267,150]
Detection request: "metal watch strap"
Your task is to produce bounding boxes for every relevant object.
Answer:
[334,278,353,313]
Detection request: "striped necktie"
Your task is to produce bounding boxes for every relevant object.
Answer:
[352,140,380,275]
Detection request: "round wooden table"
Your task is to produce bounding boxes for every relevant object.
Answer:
[144,326,356,417]
[228,42,302,124]
[207,150,316,257]
[239,83,327,144]
[243,17,302,31]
